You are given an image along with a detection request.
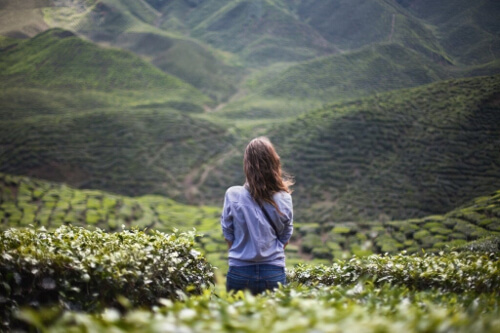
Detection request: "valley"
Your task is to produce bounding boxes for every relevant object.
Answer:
[1,1,500,331]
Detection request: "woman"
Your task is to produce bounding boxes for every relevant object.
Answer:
[221,137,294,295]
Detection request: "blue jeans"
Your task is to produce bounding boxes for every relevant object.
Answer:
[226,264,286,295]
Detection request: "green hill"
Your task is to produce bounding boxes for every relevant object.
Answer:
[0,106,234,203]
[293,0,447,61]
[113,31,244,103]
[260,43,453,101]
[13,0,244,103]
[0,28,214,120]
[274,75,500,223]
[0,28,203,94]
[397,0,500,65]
[147,0,338,66]
[195,75,500,224]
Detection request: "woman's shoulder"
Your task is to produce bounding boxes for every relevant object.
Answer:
[273,191,292,204]
[225,185,249,201]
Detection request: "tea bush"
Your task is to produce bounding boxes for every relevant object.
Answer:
[0,226,214,328]
[16,283,500,333]
[288,251,500,293]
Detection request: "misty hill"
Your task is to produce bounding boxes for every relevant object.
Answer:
[194,75,500,223]
[0,28,214,120]
[397,0,500,65]
[0,106,234,202]
[260,43,452,102]
[292,0,449,63]
[3,0,500,108]
[147,0,337,65]
[71,0,244,102]
[0,28,203,94]
[113,31,243,103]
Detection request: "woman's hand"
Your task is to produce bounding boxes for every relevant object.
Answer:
[225,239,233,249]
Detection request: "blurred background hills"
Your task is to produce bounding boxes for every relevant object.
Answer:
[1,0,499,235]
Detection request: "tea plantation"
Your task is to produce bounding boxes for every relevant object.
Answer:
[1,232,499,332]
[1,172,499,331]
[2,172,499,268]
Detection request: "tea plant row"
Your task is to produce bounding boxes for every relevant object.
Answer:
[16,281,500,333]
[1,172,499,269]
[0,225,214,330]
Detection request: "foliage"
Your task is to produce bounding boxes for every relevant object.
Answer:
[289,251,500,294]
[0,172,229,270]
[260,43,453,101]
[0,104,234,202]
[268,75,500,223]
[1,172,499,269]
[0,28,205,97]
[13,272,500,332]
[0,225,214,328]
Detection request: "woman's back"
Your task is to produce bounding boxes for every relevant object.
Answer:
[221,137,294,295]
[221,185,293,267]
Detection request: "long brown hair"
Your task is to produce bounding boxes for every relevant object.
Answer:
[244,137,293,213]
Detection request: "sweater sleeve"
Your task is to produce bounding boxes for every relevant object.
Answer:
[220,190,234,242]
[277,194,293,244]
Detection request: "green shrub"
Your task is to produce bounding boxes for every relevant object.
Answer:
[289,251,500,293]
[413,229,430,240]
[312,247,333,260]
[0,226,214,327]
[301,233,323,254]
[332,226,351,234]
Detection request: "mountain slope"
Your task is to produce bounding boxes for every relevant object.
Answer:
[292,0,448,62]
[260,43,453,101]
[0,107,234,202]
[0,28,202,95]
[0,28,213,120]
[196,75,500,223]
[150,0,338,65]
[113,31,244,102]
[19,0,244,103]
[397,0,500,65]
[275,75,500,223]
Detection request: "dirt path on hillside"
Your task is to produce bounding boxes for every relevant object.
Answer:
[183,147,239,201]
[389,13,396,42]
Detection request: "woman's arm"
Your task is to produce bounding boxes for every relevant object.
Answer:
[221,190,234,248]
[277,194,293,246]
